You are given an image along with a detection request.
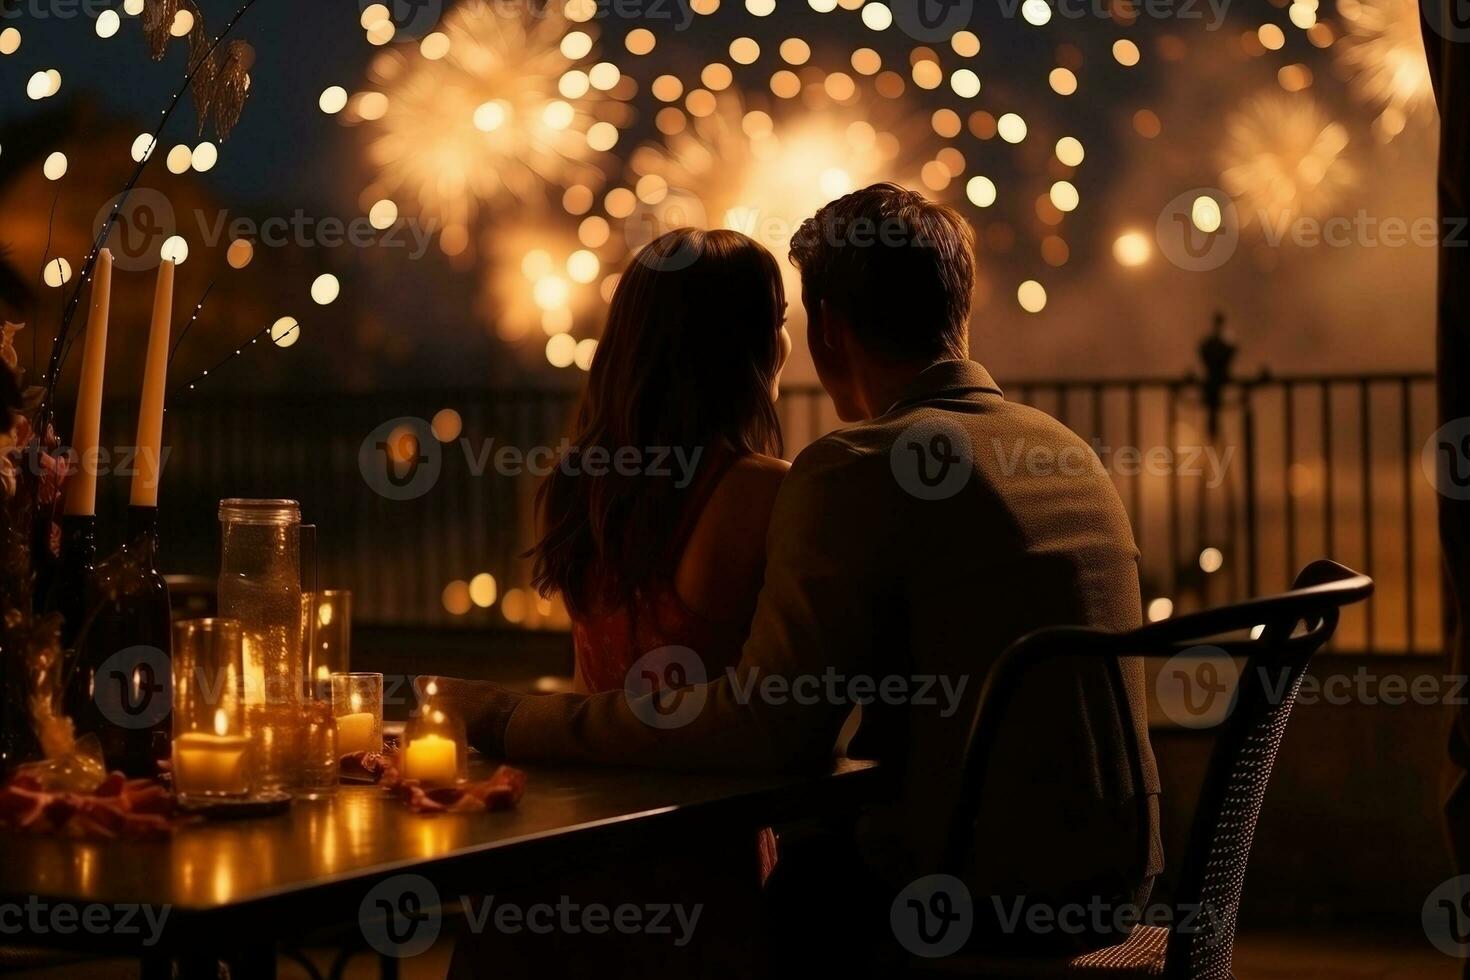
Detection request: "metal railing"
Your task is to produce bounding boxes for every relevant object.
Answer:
[110,363,1439,655]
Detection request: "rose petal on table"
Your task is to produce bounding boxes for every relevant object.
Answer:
[340,751,389,784]
[0,784,46,826]
[42,795,79,827]
[481,785,520,811]
[424,786,466,807]
[125,784,176,816]
[93,773,128,798]
[7,774,44,792]
[76,801,126,837]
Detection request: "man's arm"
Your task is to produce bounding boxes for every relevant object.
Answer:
[432,439,886,771]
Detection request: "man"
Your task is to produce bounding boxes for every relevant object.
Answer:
[436,183,1160,966]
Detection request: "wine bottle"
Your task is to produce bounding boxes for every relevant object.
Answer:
[73,505,172,777]
[56,513,97,635]
[56,512,98,734]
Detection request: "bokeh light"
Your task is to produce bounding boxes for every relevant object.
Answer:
[270,316,301,348]
[43,257,71,288]
[311,273,341,305]
[160,235,189,265]
[432,408,463,442]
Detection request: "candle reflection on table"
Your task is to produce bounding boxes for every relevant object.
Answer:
[174,822,278,907]
[411,805,469,858]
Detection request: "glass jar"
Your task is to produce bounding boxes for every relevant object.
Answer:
[217,499,304,791]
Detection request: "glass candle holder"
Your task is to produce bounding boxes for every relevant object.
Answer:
[307,590,352,699]
[297,700,339,800]
[171,618,251,799]
[401,699,467,786]
[330,672,383,757]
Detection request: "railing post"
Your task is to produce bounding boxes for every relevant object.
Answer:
[1199,311,1238,440]
[1243,380,1259,600]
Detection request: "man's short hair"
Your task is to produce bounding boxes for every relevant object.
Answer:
[789,182,975,362]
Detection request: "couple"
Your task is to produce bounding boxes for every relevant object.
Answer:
[438,183,1160,974]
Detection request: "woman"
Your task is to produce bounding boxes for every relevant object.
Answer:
[529,227,793,698]
[452,229,792,977]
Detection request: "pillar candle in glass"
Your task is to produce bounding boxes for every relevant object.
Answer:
[172,618,251,799]
[307,590,352,699]
[330,672,382,757]
[401,686,467,786]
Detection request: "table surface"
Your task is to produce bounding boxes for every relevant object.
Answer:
[0,758,882,951]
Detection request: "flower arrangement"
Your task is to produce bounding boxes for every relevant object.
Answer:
[0,322,75,783]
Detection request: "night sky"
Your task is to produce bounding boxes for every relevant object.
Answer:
[0,0,1442,394]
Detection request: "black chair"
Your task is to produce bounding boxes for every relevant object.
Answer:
[931,560,1373,979]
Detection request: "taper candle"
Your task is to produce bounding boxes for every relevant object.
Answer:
[130,259,173,508]
[63,248,113,517]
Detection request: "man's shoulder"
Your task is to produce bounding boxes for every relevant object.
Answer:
[788,427,885,478]
[776,430,900,518]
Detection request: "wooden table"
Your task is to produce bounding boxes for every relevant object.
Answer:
[0,759,882,975]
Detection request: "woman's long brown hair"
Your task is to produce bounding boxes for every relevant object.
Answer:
[529,228,786,616]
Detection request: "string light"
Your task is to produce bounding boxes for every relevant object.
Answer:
[42,151,67,180]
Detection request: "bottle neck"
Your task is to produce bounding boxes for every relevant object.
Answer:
[60,514,97,568]
[126,505,160,558]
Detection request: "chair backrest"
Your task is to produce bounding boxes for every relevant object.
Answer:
[942,559,1373,979]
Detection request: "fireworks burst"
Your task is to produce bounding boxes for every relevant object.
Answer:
[479,220,607,349]
[1335,0,1435,141]
[356,1,615,246]
[618,89,924,277]
[345,0,1113,359]
[1219,92,1355,232]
